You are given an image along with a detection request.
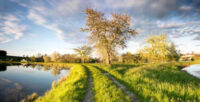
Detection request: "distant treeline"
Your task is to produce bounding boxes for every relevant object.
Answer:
[0,55,26,62]
[0,50,25,62]
[0,50,7,56]
[21,53,100,63]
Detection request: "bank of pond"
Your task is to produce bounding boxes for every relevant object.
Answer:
[0,62,200,102]
[0,63,70,102]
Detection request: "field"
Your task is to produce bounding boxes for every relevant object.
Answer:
[19,61,199,102]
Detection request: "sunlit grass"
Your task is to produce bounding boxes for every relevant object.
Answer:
[35,64,88,102]
[95,63,200,102]
[85,65,131,102]
[2,61,200,101]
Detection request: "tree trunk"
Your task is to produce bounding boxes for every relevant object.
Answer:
[106,50,111,64]
[81,57,84,63]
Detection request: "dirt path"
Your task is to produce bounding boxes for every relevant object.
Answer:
[83,66,93,102]
[94,66,140,102]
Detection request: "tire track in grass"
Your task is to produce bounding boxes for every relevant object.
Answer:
[82,65,93,102]
[93,65,140,102]
[86,65,131,102]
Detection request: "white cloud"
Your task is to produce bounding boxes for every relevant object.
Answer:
[105,0,147,9]
[179,5,193,11]
[156,21,183,28]
[27,10,47,25]
[20,0,86,42]
[8,0,200,54]
[0,14,27,43]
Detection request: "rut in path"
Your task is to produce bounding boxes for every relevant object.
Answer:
[83,65,93,102]
[93,66,140,102]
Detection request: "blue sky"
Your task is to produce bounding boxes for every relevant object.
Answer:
[0,0,200,56]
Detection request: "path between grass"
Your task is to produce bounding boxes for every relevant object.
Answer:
[82,65,93,102]
[92,65,140,102]
[86,65,131,102]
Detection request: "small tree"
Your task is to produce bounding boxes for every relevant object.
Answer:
[139,34,179,63]
[43,55,51,62]
[51,51,60,62]
[74,45,92,63]
[30,56,36,62]
[121,52,134,63]
[81,8,137,64]
[121,52,142,63]
[168,42,180,61]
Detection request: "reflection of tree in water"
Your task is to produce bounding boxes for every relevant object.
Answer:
[36,65,43,70]
[43,65,50,71]
[30,64,37,69]
[19,63,66,75]
[51,68,61,76]
[50,65,64,76]
[0,64,7,72]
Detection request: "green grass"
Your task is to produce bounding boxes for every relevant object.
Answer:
[2,61,200,102]
[94,63,200,102]
[35,64,88,102]
[85,65,131,102]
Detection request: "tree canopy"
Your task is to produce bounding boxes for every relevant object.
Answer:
[74,45,92,63]
[139,34,180,63]
[81,8,137,64]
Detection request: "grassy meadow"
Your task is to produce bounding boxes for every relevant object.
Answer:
[11,61,198,102]
[1,2,200,102]
[35,64,88,102]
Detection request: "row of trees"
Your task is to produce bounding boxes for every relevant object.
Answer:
[27,51,98,63]
[81,9,179,64]
[26,9,180,64]
[27,34,180,64]
[120,35,180,64]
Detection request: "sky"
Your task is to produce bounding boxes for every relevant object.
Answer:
[0,0,200,56]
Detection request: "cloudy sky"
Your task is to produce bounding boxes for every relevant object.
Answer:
[0,0,200,56]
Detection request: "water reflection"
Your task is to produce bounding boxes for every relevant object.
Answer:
[0,64,7,71]
[0,78,25,102]
[182,64,200,79]
[0,64,69,102]
[19,64,67,76]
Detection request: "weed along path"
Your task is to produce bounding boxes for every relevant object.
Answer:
[86,65,131,102]
[82,65,93,102]
[92,66,140,102]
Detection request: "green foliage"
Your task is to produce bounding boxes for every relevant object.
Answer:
[4,61,200,102]
[121,52,142,63]
[30,56,36,62]
[139,34,180,63]
[20,92,38,102]
[96,63,200,102]
[86,65,130,102]
[74,45,92,63]
[40,52,98,63]
[168,43,180,61]
[35,64,88,102]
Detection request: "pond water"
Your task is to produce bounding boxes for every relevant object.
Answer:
[182,64,200,79]
[0,64,69,102]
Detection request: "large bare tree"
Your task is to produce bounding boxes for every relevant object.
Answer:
[81,8,137,64]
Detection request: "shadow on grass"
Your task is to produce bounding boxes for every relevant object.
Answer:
[91,65,143,101]
[94,63,200,101]
[141,64,200,86]
[124,63,200,101]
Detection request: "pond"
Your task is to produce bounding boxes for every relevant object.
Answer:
[182,64,200,79]
[0,64,69,102]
